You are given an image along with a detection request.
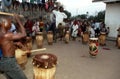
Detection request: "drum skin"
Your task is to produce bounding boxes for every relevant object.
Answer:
[64,31,70,43]
[32,53,57,79]
[47,31,53,45]
[15,49,27,69]
[99,32,106,46]
[36,32,43,48]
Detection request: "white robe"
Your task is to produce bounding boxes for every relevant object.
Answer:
[72,24,79,37]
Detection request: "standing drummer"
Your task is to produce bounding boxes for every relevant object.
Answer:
[0,14,28,79]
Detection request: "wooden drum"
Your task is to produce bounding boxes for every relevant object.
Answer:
[64,31,70,43]
[89,38,99,56]
[99,32,106,46]
[117,36,120,49]
[32,53,57,79]
[47,31,53,45]
[25,37,32,57]
[25,37,32,50]
[36,32,43,48]
[15,49,27,70]
[82,32,89,44]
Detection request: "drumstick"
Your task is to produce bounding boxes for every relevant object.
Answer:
[0,11,24,17]
[30,48,46,53]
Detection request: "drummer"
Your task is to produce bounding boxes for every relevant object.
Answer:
[0,14,28,79]
[100,23,107,34]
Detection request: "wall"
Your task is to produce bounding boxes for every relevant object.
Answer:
[105,3,120,37]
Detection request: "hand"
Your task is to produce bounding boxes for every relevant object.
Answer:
[14,14,20,21]
[25,49,31,54]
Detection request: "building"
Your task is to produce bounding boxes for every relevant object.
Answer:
[93,0,120,38]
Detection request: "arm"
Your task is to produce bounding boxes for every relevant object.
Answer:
[6,14,26,40]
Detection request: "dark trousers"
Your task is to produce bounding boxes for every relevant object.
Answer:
[49,22,57,42]
[0,57,27,79]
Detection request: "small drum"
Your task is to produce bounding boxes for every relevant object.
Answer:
[99,32,106,46]
[117,36,120,48]
[89,38,99,56]
[64,31,70,43]
[36,32,43,48]
[47,31,53,45]
[32,53,57,79]
[15,49,27,70]
[82,32,89,44]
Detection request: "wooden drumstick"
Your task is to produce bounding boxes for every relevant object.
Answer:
[30,48,46,53]
[0,11,24,17]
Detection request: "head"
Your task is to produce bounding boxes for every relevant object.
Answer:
[59,6,64,12]
[1,18,11,31]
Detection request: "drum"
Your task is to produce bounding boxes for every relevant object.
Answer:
[99,32,106,46]
[32,53,57,79]
[25,37,32,50]
[82,32,89,44]
[47,31,53,45]
[64,31,70,43]
[36,32,43,48]
[25,37,32,57]
[89,38,99,56]
[117,36,120,48]
[15,49,27,70]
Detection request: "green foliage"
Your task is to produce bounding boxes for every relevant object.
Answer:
[71,10,105,21]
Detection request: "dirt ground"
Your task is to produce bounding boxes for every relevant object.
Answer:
[0,38,120,79]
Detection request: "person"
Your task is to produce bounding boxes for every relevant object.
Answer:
[89,26,95,38]
[24,19,33,36]
[0,14,28,79]
[106,27,110,36]
[71,20,79,40]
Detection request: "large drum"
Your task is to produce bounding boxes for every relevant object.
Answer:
[36,32,43,48]
[64,31,70,43]
[47,31,53,45]
[15,49,27,70]
[32,53,57,79]
[99,32,106,46]
[25,37,32,57]
[82,32,89,44]
[25,37,32,50]
[89,38,99,56]
[117,36,120,49]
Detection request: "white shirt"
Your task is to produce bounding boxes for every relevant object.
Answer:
[9,23,17,34]
[53,10,67,28]
[89,27,95,38]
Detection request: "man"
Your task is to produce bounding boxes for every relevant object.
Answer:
[53,6,67,40]
[48,8,56,42]
[0,14,27,79]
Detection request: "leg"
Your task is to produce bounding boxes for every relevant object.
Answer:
[3,58,27,79]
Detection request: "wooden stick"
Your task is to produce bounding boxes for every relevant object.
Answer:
[30,48,46,53]
[0,11,24,17]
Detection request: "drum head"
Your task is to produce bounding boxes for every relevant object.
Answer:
[33,53,57,69]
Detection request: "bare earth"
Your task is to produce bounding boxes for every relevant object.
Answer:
[0,38,120,79]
